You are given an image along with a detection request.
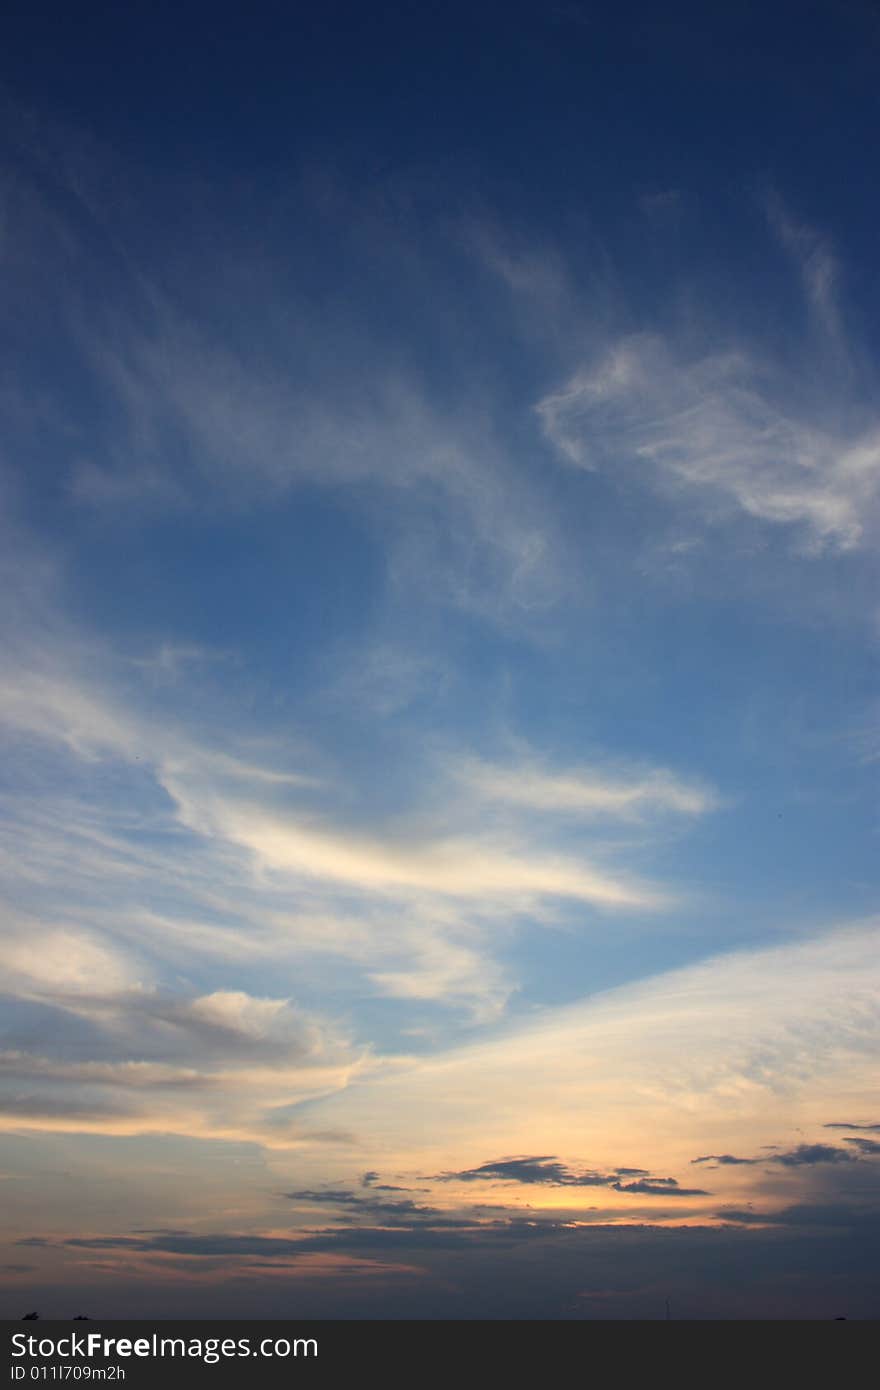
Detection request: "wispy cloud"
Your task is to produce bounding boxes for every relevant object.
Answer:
[0,636,680,904]
[692,1154,758,1166]
[0,912,146,999]
[0,631,689,1037]
[536,334,880,553]
[167,790,665,908]
[765,193,843,344]
[824,1121,880,1131]
[63,264,568,627]
[455,754,716,819]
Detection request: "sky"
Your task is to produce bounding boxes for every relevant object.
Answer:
[1,0,879,1319]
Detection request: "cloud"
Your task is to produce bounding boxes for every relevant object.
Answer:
[0,1094,131,1121]
[7,664,675,1003]
[691,1154,758,1166]
[463,220,570,306]
[365,934,513,1024]
[536,334,880,553]
[717,1202,880,1229]
[824,1121,880,1131]
[282,1189,366,1207]
[0,110,573,635]
[164,784,664,910]
[437,1156,616,1187]
[0,938,366,1146]
[0,1054,205,1089]
[62,268,568,625]
[0,668,142,764]
[324,642,451,719]
[0,651,679,1038]
[24,1231,423,1282]
[126,643,236,684]
[281,1188,478,1228]
[698,1137,879,1169]
[454,756,716,820]
[714,1207,770,1225]
[770,1143,857,1167]
[184,992,291,1040]
[0,916,146,1000]
[842,1137,880,1155]
[611,1178,709,1197]
[24,1221,578,1263]
[765,194,843,343]
[435,1155,709,1196]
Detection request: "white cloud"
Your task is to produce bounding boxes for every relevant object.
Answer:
[126,642,236,683]
[766,193,843,343]
[368,933,513,1025]
[0,667,140,761]
[0,915,147,999]
[0,1053,204,1088]
[456,755,716,819]
[162,781,665,910]
[186,991,291,1039]
[537,335,880,552]
[320,641,451,719]
[463,218,570,305]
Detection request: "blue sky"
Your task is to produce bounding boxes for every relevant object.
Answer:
[1,0,879,1318]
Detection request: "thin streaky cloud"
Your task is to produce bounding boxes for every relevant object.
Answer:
[536,335,880,553]
[824,1122,880,1131]
[765,191,844,345]
[169,792,667,909]
[0,656,676,914]
[455,755,717,819]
